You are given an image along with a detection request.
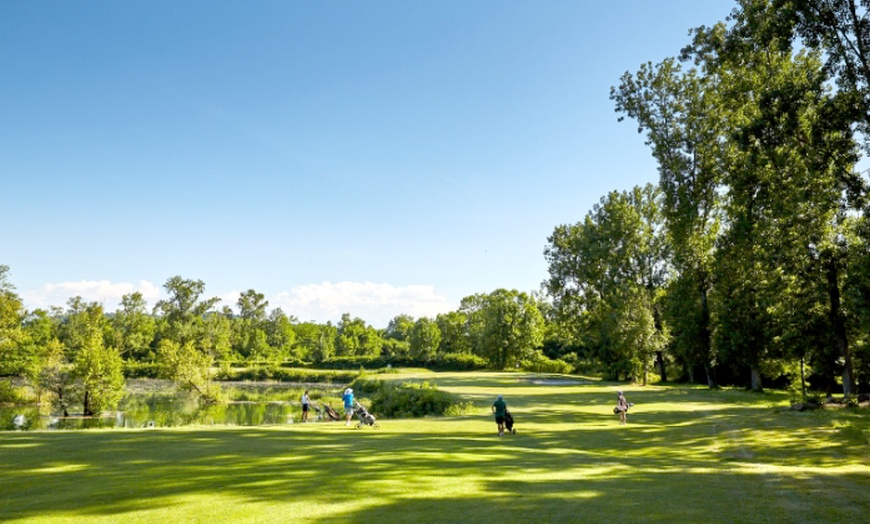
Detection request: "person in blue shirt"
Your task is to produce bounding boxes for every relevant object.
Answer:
[342,388,354,426]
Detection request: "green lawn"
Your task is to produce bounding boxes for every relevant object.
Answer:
[1,371,868,523]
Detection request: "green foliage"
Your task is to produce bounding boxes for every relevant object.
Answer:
[112,292,156,361]
[429,353,488,371]
[215,366,361,384]
[316,353,488,372]
[349,378,474,418]
[123,361,162,378]
[72,330,125,416]
[157,339,220,403]
[460,289,545,369]
[0,379,26,404]
[293,322,336,362]
[545,185,669,383]
[335,314,383,357]
[409,317,441,360]
[520,350,573,374]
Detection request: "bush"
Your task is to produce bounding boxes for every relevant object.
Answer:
[123,361,161,378]
[216,366,361,384]
[520,350,573,374]
[317,353,489,372]
[0,379,25,404]
[348,377,474,418]
[429,353,488,371]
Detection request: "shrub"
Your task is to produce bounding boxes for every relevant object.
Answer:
[317,353,489,372]
[216,366,361,384]
[349,378,474,418]
[0,379,25,404]
[520,350,573,374]
[123,361,161,378]
[430,353,488,371]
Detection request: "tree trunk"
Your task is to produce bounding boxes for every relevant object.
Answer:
[750,365,763,392]
[83,390,91,417]
[656,351,667,382]
[700,284,716,388]
[800,357,807,400]
[826,258,854,397]
[704,363,716,389]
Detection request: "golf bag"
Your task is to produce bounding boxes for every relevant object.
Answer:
[504,409,516,435]
[320,404,341,421]
[613,403,634,415]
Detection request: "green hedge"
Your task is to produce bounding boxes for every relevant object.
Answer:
[123,361,161,378]
[215,367,361,384]
[317,353,488,371]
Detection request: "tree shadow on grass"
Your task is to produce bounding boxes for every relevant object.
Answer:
[0,384,867,522]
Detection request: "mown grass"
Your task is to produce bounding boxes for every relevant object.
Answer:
[1,371,868,523]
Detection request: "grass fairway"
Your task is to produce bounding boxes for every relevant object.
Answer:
[1,372,868,523]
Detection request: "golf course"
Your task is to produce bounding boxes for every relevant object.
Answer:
[2,371,868,523]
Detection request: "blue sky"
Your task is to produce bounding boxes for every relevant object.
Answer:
[1,0,737,327]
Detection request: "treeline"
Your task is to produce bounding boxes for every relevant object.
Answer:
[545,0,870,397]
[0,270,560,413]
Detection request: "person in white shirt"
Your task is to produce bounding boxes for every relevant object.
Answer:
[301,390,312,422]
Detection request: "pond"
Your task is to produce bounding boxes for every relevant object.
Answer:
[0,380,343,431]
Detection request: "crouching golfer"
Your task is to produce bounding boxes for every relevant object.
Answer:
[492,394,507,436]
[343,388,354,426]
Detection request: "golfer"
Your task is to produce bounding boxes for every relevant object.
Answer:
[492,394,507,436]
[616,390,629,425]
[301,390,311,422]
[342,388,354,426]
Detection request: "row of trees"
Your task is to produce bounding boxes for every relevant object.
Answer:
[545,0,870,396]
[0,267,549,412]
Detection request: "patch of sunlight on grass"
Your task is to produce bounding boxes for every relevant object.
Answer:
[27,463,90,474]
[0,442,41,449]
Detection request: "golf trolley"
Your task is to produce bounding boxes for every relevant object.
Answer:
[353,402,379,429]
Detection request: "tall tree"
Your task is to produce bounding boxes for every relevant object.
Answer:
[153,276,220,344]
[436,311,472,355]
[153,277,221,400]
[111,292,156,361]
[684,8,863,393]
[0,265,25,375]
[265,308,297,361]
[737,0,870,153]
[612,59,723,385]
[460,289,544,369]
[58,299,125,415]
[409,317,441,361]
[293,322,336,362]
[545,185,669,382]
[335,314,383,357]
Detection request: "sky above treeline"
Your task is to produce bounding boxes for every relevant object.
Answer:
[1,0,738,327]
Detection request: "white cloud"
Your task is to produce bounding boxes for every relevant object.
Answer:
[271,281,454,327]
[21,280,162,311]
[20,279,454,327]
